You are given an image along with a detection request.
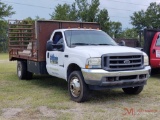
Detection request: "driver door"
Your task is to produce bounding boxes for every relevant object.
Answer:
[46,31,65,79]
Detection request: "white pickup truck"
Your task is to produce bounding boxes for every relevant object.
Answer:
[9,20,151,102]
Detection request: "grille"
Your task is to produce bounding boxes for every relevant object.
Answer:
[102,53,144,71]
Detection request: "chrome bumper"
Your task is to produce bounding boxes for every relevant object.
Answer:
[81,66,151,89]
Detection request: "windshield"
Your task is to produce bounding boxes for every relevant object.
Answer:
[64,30,117,47]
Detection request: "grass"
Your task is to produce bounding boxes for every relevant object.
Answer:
[0,53,9,60]
[0,53,160,120]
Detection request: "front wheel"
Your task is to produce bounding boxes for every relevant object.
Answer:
[68,71,89,102]
[122,86,144,95]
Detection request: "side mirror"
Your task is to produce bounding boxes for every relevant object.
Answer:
[52,44,64,52]
[119,40,125,46]
[46,40,53,51]
[46,40,64,52]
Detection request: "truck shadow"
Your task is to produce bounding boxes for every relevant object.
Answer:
[150,74,160,79]
[30,75,68,90]
[29,75,139,103]
[151,68,160,75]
[89,90,138,103]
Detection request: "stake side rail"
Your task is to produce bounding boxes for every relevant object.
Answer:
[8,20,38,61]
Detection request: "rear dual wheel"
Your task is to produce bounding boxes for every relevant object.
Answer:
[17,61,33,80]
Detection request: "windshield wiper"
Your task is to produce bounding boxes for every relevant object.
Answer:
[72,43,97,46]
[97,44,113,46]
[72,43,89,46]
[72,43,114,46]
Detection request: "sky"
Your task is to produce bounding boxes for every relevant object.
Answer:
[2,0,160,29]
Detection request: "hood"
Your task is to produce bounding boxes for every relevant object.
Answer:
[74,46,143,57]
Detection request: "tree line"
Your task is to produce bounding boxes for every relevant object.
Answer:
[0,0,160,52]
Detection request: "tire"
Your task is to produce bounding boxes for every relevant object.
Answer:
[151,68,160,75]
[122,86,144,95]
[17,61,33,80]
[17,61,27,80]
[68,71,89,102]
[27,71,33,80]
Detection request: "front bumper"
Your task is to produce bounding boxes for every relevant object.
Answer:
[81,66,151,90]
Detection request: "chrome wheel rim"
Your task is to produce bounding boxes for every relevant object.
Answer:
[70,77,81,97]
[17,64,22,77]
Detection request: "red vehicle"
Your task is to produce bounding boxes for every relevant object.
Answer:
[143,29,160,69]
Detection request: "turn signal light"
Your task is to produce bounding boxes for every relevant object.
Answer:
[85,65,89,69]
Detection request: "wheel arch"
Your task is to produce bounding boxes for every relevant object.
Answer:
[67,63,81,81]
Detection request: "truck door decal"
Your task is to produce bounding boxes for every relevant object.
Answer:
[50,54,58,64]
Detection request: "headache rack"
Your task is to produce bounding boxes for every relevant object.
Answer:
[8,20,37,61]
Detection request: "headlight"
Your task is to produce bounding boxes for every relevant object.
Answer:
[85,58,101,68]
[144,55,149,66]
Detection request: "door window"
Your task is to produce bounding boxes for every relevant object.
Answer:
[156,37,160,46]
[53,32,63,44]
[52,32,64,51]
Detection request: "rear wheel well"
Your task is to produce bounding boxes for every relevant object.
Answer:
[67,64,81,80]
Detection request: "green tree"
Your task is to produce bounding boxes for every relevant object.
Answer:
[75,0,110,31]
[96,9,110,32]
[131,2,160,30]
[0,20,7,52]
[145,2,160,28]
[0,0,15,19]
[87,0,100,22]
[68,3,78,21]
[21,16,46,24]
[75,0,100,22]
[50,0,111,32]
[23,17,34,24]
[0,1,15,52]
[108,21,122,38]
[35,16,45,20]
[50,3,77,21]
[119,28,138,39]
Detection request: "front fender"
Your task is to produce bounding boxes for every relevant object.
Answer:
[64,57,86,79]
